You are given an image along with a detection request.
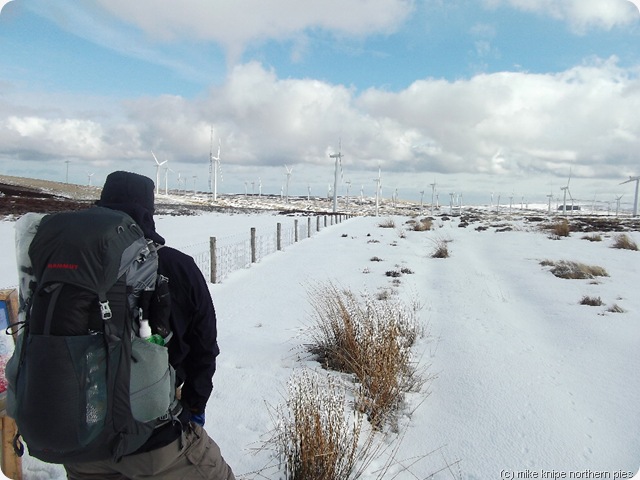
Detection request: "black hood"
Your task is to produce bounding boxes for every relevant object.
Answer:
[96,171,165,245]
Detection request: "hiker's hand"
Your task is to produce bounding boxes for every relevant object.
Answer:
[191,412,205,426]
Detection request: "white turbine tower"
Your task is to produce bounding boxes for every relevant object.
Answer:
[87,172,94,187]
[430,180,437,215]
[615,194,624,217]
[329,140,344,213]
[151,151,167,194]
[560,170,572,216]
[284,165,293,203]
[210,135,222,201]
[373,167,382,217]
[420,190,425,215]
[164,166,173,195]
[620,175,640,217]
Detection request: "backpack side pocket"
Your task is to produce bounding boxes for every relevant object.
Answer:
[130,337,173,422]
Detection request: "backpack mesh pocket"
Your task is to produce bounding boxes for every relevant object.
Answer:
[130,337,174,422]
[17,334,107,453]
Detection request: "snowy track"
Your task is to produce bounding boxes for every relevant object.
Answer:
[2,213,638,479]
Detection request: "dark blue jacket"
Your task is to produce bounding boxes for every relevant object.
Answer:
[158,245,220,414]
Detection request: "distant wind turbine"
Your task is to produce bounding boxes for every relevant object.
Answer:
[373,167,382,217]
[430,180,437,215]
[210,134,222,201]
[329,140,344,213]
[560,169,573,216]
[87,172,94,187]
[615,194,624,217]
[284,165,293,203]
[620,175,640,217]
[151,151,167,194]
[164,166,173,195]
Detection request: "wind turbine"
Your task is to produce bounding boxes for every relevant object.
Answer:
[258,177,262,197]
[420,190,425,215]
[329,140,344,213]
[560,170,572,216]
[151,151,167,194]
[87,172,94,187]
[620,175,640,217]
[430,180,437,215]
[164,166,173,195]
[373,167,382,216]
[284,165,293,203]
[345,180,351,210]
[615,194,624,217]
[210,135,222,201]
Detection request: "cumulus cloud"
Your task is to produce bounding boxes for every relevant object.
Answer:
[483,0,639,32]
[93,0,415,63]
[2,57,640,197]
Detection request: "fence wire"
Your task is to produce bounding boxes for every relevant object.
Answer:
[176,215,351,283]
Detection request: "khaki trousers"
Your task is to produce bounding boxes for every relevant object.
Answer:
[64,423,235,480]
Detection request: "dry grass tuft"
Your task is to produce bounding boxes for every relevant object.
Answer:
[431,239,450,258]
[269,370,367,480]
[611,233,638,251]
[412,218,433,232]
[579,295,603,306]
[607,304,625,313]
[582,233,602,242]
[378,218,396,229]
[545,219,570,238]
[541,260,609,279]
[306,282,426,429]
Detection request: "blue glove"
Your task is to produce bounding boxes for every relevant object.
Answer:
[190,412,205,426]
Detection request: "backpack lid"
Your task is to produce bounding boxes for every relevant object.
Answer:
[29,207,146,297]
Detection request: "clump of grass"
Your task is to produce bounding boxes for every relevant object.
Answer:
[607,304,625,313]
[306,282,426,428]
[269,370,370,480]
[412,218,433,232]
[582,233,602,242]
[580,296,603,306]
[266,369,459,480]
[611,233,638,251]
[431,239,450,258]
[370,256,383,262]
[541,260,609,279]
[378,218,396,228]
[551,219,570,238]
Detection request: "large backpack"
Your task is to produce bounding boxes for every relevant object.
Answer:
[5,206,178,464]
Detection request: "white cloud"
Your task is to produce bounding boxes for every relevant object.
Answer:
[94,0,415,63]
[483,0,639,32]
[2,57,640,196]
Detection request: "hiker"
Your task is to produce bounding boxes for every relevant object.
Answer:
[64,171,235,480]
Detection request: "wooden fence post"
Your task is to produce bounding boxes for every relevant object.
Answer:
[250,227,256,263]
[210,237,217,284]
[307,217,311,238]
[316,216,320,232]
[294,219,299,242]
[277,223,282,251]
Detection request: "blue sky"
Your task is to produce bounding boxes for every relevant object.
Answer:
[1,0,640,206]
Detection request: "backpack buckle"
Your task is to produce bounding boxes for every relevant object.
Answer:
[99,301,112,320]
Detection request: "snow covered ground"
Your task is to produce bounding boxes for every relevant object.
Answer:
[0,209,638,479]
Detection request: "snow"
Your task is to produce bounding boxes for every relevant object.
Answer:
[0,209,638,479]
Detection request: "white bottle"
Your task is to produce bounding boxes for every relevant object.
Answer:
[139,319,152,340]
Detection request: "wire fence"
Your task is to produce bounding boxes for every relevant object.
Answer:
[177,214,352,283]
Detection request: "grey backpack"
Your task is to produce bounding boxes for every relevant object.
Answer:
[6,206,178,464]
